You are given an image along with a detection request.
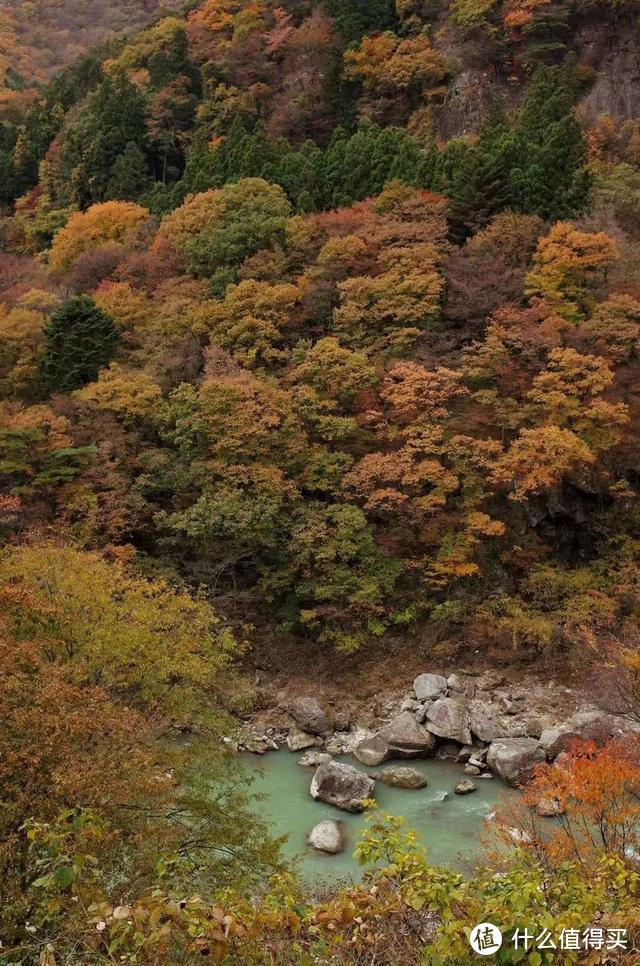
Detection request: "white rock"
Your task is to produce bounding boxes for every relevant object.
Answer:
[307,820,346,854]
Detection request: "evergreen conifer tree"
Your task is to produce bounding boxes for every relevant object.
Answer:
[42,296,120,394]
[107,142,152,201]
[324,0,397,41]
[448,146,510,241]
[61,71,149,207]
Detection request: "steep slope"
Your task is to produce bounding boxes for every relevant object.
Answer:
[0,0,639,664]
[0,0,181,99]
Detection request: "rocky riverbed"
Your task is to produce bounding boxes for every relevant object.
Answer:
[233,667,640,789]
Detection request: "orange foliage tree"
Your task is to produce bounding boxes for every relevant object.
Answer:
[497,739,640,871]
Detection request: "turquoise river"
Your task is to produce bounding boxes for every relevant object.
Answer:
[239,751,517,884]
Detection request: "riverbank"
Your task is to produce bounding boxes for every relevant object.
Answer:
[233,666,640,789]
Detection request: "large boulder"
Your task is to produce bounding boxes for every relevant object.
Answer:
[287,727,317,752]
[307,820,346,854]
[486,737,545,786]
[414,673,448,702]
[426,697,472,745]
[354,736,391,766]
[539,710,639,760]
[290,696,333,736]
[310,760,375,813]
[470,703,501,743]
[378,712,437,756]
[375,766,427,789]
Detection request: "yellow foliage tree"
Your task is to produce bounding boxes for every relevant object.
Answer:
[73,364,162,420]
[525,346,629,450]
[49,201,151,275]
[206,278,303,367]
[0,543,240,718]
[492,425,597,501]
[92,281,153,331]
[0,303,46,397]
[335,242,444,350]
[525,221,619,320]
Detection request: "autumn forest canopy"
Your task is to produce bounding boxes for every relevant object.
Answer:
[3,0,640,961]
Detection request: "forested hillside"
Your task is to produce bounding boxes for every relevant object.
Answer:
[2,0,640,961]
[0,0,183,100]
[1,0,640,656]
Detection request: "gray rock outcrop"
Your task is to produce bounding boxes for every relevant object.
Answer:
[290,696,333,736]
[539,710,639,760]
[426,697,472,745]
[470,703,501,743]
[487,737,546,786]
[354,736,391,766]
[414,673,448,702]
[378,712,437,756]
[287,727,317,752]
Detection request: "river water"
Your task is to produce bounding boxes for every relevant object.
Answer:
[240,750,517,884]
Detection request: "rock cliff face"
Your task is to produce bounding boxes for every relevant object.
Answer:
[433,68,513,141]
[430,16,640,142]
[577,21,640,122]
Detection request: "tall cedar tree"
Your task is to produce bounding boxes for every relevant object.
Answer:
[41,295,120,394]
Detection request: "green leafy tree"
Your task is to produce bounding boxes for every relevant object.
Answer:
[0,426,96,493]
[155,177,291,288]
[276,502,402,651]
